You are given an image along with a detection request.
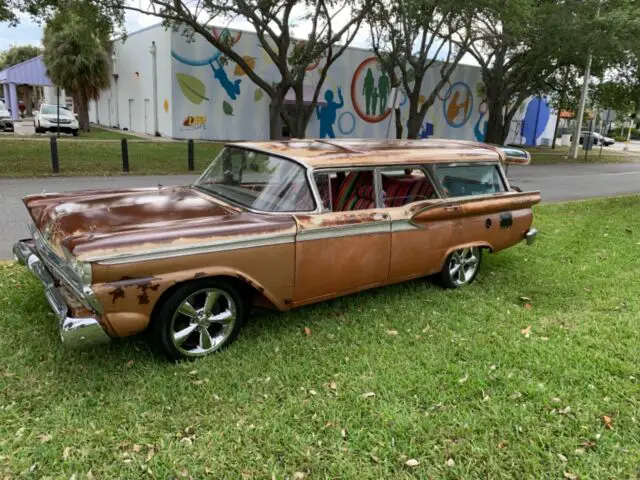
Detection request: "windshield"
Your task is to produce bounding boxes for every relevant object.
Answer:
[195,147,315,212]
[41,105,72,116]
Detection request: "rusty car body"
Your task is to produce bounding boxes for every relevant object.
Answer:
[14,139,540,359]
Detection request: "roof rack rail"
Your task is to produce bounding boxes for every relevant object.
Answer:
[313,139,365,154]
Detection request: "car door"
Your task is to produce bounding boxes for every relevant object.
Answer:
[291,168,391,305]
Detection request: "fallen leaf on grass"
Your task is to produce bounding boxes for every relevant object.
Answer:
[386,330,399,336]
[446,458,455,467]
[126,360,134,367]
[580,440,596,449]
[309,389,317,396]
[188,370,198,375]
[304,327,312,337]
[293,472,306,480]
[341,428,348,439]
[370,453,380,463]
[603,415,614,429]
[38,434,52,443]
[563,472,578,480]
[498,440,507,449]
[557,453,568,463]
[519,296,531,302]
[361,392,376,399]
[523,303,533,310]
[521,325,532,337]
[574,448,586,455]
[179,470,189,478]
[458,374,469,384]
[62,447,71,460]
[584,287,592,293]
[405,459,419,467]
[329,381,337,390]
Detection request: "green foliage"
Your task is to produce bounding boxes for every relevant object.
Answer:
[43,3,111,131]
[0,45,41,70]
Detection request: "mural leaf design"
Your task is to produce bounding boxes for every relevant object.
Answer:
[254,88,264,102]
[234,56,256,76]
[176,73,210,104]
[222,101,234,116]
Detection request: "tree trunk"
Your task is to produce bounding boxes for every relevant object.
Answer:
[77,97,90,132]
[269,100,282,140]
[406,104,422,139]
[394,107,403,139]
[484,97,506,144]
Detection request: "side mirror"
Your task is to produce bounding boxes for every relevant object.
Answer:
[497,146,531,166]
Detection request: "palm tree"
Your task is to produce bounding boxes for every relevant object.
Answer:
[43,12,110,133]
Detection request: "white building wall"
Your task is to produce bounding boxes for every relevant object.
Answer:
[91,23,557,146]
[90,24,173,137]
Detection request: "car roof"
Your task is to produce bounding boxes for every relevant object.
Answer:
[226,139,503,168]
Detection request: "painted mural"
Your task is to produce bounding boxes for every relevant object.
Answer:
[169,28,556,144]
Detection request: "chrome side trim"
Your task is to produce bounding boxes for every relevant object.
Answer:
[297,221,390,242]
[391,220,420,232]
[13,239,110,348]
[87,232,296,265]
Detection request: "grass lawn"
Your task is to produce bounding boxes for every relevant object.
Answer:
[0,138,223,177]
[1,197,640,478]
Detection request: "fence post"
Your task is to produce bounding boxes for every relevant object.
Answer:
[50,136,59,174]
[188,139,195,171]
[121,138,129,173]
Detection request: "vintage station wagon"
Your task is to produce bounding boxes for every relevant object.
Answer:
[14,139,540,359]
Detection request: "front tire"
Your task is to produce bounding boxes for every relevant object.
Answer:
[151,279,247,360]
[439,247,482,289]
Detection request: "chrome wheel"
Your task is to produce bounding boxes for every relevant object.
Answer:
[170,288,237,357]
[448,247,480,286]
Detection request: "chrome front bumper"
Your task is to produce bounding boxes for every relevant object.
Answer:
[525,228,538,245]
[13,239,110,348]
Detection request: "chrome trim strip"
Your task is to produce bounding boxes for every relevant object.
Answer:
[13,240,110,348]
[391,220,420,232]
[88,232,296,265]
[297,221,390,242]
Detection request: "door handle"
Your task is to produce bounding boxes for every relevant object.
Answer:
[444,206,460,212]
[372,213,387,221]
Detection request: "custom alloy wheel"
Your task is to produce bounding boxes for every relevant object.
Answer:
[440,247,482,288]
[153,279,246,360]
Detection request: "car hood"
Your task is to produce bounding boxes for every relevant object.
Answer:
[24,186,297,261]
[40,113,75,121]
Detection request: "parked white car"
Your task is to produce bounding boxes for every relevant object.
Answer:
[0,99,14,132]
[34,104,79,136]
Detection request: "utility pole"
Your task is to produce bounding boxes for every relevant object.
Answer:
[569,2,600,159]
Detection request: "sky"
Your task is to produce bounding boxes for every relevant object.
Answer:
[0,3,476,65]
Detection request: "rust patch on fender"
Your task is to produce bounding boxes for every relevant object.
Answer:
[137,282,160,305]
[108,286,125,304]
[193,272,207,279]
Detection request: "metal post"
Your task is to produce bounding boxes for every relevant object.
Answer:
[121,138,129,173]
[150,41,160,137]
[56,87,61,138]
[532,96,542,147]
[188,139,195,171]
[50,136,59,174]
[585,118,594,161]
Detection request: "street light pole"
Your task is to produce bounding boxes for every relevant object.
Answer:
[569,2,600,159]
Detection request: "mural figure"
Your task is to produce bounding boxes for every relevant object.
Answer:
[474,102,488,142]
[316,87,344,138]
[378,72,390,113]
[210,58,242,100]
[372,88,379,116]
[363,68,375,115]
[419,122,434,139]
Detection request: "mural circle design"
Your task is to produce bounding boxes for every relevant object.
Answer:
[350,57,392,123]
[338,111,356,135]
[443,82,473,128]
[436,79,453,102]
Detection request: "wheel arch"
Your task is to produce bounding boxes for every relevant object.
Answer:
[437,241,492,273]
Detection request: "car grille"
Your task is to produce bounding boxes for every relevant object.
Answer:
[52,118,72,124]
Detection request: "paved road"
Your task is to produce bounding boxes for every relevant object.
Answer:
[2,164,640,259]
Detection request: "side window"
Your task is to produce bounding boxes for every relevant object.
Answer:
[313,170,376,212]
[434,164,506,197]
[380,167,437,207]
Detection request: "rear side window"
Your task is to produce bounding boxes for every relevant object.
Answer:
[435,164,506,197]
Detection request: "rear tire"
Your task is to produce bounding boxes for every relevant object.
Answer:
[151,278,247,361]
[439,247,482,289]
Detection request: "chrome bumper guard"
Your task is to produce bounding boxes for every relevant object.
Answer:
[525,228,538,245]
[13,239,110,348]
